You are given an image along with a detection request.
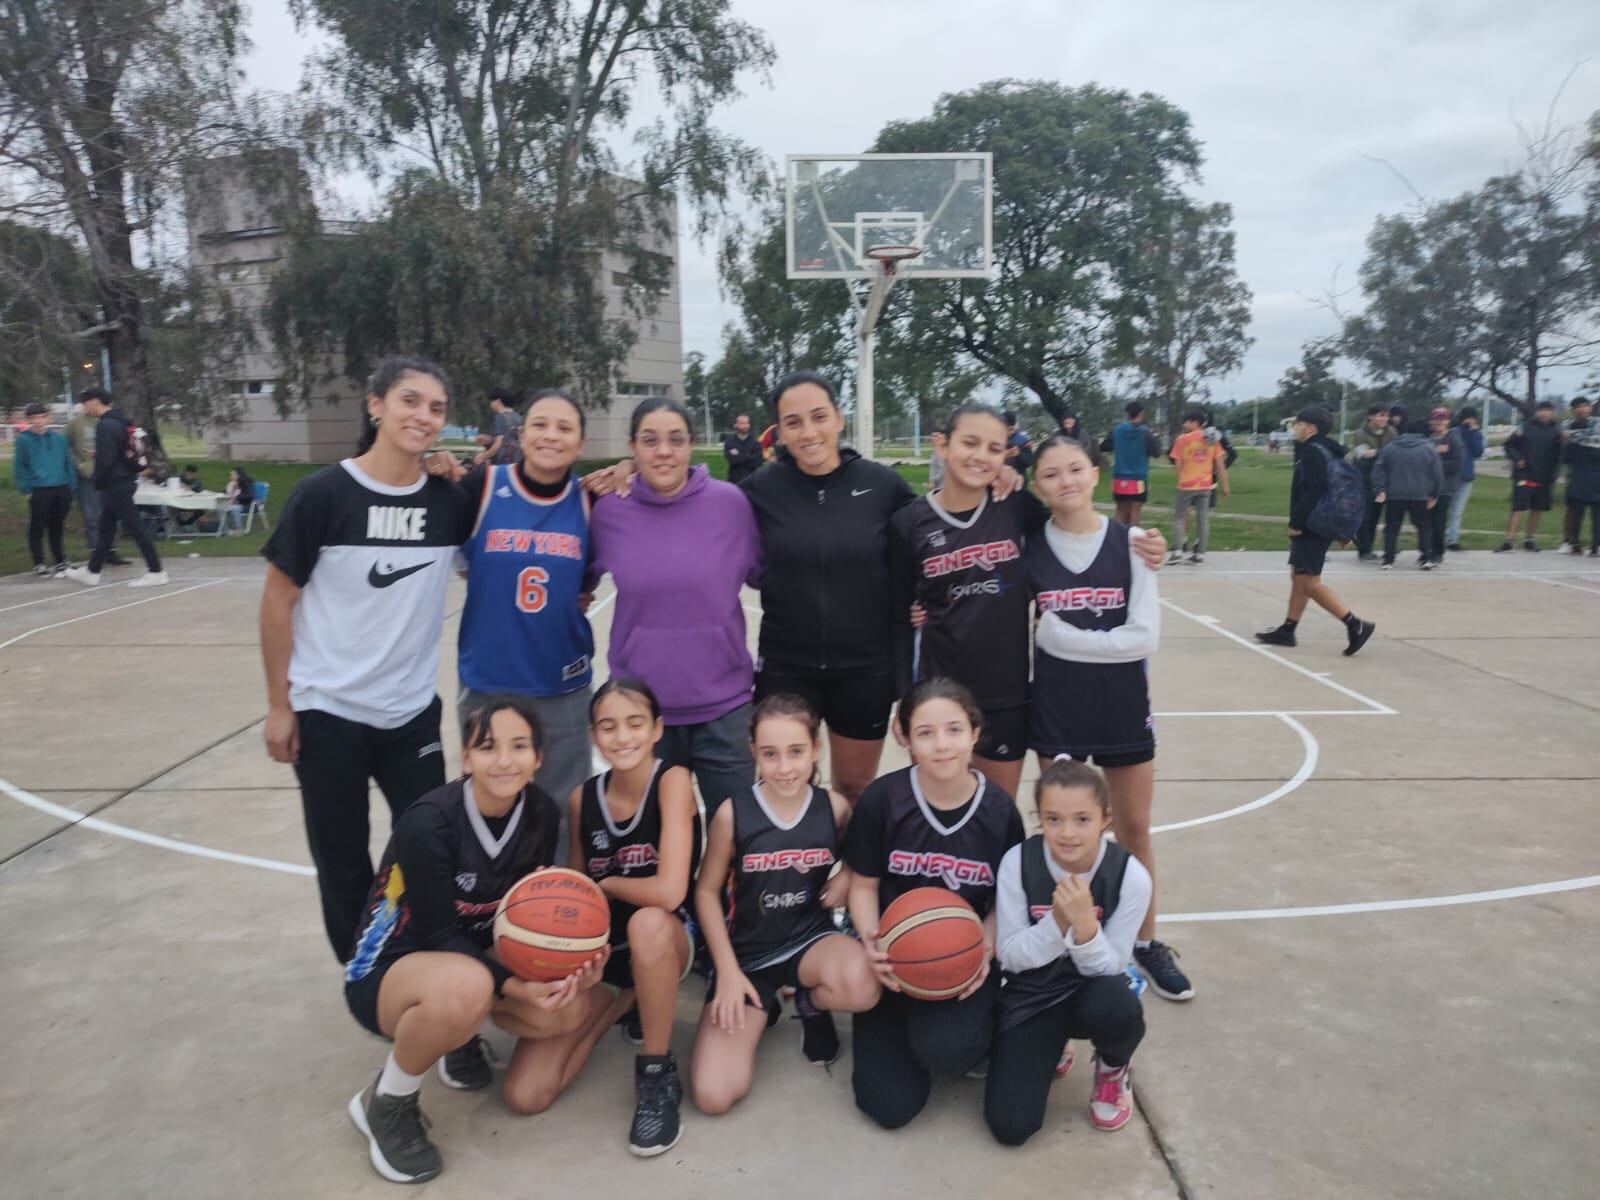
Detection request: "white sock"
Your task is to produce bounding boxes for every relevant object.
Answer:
[376,1052,425,1098]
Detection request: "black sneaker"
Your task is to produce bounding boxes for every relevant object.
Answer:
[618,1007,643,1046]
[792,986,840,1066]
[1188,553,1204,565]
[1343,618,1376,657]
[1255,623,1296,647]
[348,1076,442,1184]
[1446,542,1463,553]
[1567,545,1584,556]
[1358,551,1379,562]
[1524,540,1540,552]
[52,561,70,577]
[106,551,132,566]
[1493,540,1514,553]
[628,1054,683,1157]
[437,1036,493,1090]
[1134,940,1195,1001]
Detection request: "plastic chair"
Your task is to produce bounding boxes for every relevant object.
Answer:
[242,481,271,534]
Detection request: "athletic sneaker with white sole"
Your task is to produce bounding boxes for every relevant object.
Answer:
[1054,1042,1076,1079]
[1089,1060,1133,1131]
[126,570,169,588]
[1134,940,1195,1001]
[629,1053,683,1157]
[63,566,101,587]
[348,1075,442,1184]
[437,1036,493,1090]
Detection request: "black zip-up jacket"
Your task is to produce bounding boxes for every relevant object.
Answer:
[1505,419,1561,486]
[91,408,138,491]
[740,447,917,674]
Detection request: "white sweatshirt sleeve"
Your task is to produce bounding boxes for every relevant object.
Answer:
[1034,523,1161,664]
[995,846,1074,974]
[1064,856,1152,977]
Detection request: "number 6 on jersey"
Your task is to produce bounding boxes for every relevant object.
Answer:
[517,566,549,613]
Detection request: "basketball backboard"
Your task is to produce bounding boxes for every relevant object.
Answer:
[785,153,993,280]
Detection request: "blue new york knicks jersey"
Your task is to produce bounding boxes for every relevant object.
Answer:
[457,466,594,696]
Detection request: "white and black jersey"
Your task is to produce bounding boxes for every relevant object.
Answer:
[1025,518,1157,760]
[264,460,473,728]
[344,778,561,991]
[579,763,703,948]
[724,784,838,971]
[998,837,1132,1029]
[889,490,1048,709]
[843,766,1024,918]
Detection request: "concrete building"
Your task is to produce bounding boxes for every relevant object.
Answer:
[184,154,683,462]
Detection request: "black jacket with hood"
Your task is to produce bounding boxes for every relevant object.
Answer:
[1289,434,1349,531]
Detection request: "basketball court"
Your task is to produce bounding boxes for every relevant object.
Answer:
[2,550,1596,1198]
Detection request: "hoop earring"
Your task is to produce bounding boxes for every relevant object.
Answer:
[371,416,382,427]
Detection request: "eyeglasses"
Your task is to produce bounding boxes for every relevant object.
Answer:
[636,433,690,450]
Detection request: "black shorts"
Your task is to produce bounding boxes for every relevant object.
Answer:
[601,909,698,989]
[1110,481,1148,503]
[1043,746,1155,770]
[711,933,834,1013]
[1030,657,1155,767]
[1288,532,1331,576]
[974,704,1027,763]
[345,959,396,1038]
[1511,482,1553,512]
[755,667,895,742]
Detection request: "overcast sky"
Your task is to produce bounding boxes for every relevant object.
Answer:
[242,0,1600,401]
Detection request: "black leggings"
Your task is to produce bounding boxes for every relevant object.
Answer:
[293,697,446,960]
[1565,497,1600,550]
[983,975,1145,1146]
[27,486,71,566]
[1383,499,1433,563]
[851,971,999,1130]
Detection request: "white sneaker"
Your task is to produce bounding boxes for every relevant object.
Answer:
[64,566,101,587]
[127,570,169,588]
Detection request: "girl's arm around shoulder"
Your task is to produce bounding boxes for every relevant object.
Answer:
[1033,530,1159,664]
[1066,855,1151,978]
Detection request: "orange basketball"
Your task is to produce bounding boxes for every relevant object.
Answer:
[494,868,611,982]
[876,887,987,1000]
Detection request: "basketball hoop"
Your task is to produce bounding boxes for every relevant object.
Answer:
[864,244,923,277]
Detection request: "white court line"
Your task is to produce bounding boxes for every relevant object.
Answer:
[1530,575,1600,596]
[1163,874,1600,923]
[0,581,225,651]
[0,581,134,613]
[1160,597,1397,715]
[1152,714,1316,833]
[1154,709,1384,718]
[588,590,616,616]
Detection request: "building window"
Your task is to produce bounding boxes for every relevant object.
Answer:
[227,379,277,401]
[617,381,669,398]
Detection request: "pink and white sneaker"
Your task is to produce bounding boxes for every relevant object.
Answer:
[1054,1043,1075,1079]
[1089,1060,1133,1131]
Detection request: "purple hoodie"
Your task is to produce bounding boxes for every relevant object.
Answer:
[589,465,762,724]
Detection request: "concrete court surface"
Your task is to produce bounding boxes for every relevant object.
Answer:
[0,550,1597,1199]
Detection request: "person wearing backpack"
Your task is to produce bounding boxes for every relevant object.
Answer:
[63,387,167,589]
[1255,406,1375,655]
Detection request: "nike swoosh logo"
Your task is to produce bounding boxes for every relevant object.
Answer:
[368,561,431,588]
[851,488,872,497]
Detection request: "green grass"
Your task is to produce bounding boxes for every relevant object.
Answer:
[0,443,1537,576]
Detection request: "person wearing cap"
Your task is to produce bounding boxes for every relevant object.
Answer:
[1446,407,1484,552]
[1426,406,1465,565]
[1561,397,1600,556]
[14,403,75,577]
[1496,400,1562,552]
[1350,404,1396,560]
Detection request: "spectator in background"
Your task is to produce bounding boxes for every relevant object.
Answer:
[63,388,167,589]
[1446,407,1484,552]
[474,388,522,465]
[1055,410,1101,466]
[1386,403,1408,434]
[173,464,205,531]
[1496,400,1561,553]
[223,466,257,534]
[1349,404,1394,561]
[64,396,127,566]
[1373,419,1443,569]
[1426,407,1465,566]
[722,412,763,485]
[15,403,74,577]
[1002,411,1034,481]
[1561,397,1600,556]
[1167,408,1230,564]
[1203,411,1237,515]
[1101,401,1163,526]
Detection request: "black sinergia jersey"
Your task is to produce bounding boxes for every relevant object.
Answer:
[1025,519,1155,759]
[890,489,1048,710]
[725,784,838,971]
[263,459,475,728]
[344,778,562,990]
[579,762,703,947]
[843,766,1024,918]
[999,836,1131,1029]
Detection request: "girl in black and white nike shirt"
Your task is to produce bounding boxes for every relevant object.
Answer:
[262,356,475,963]
[343,697,605,1185]
[1026,433,1191,1003]
[690,694,880,1115]
[844,678,1026,1130]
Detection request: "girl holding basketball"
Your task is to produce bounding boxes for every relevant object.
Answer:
[1026,433,1191,1002]
[984,759,1150,1143]
[342,696,604,1185]
[690,694,880,1114]
[564,678,702,1157]
[890,405,1167,798]
[843,678,1026,1130]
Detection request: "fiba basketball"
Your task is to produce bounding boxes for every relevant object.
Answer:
[494,868,611,982]
[876,887,987,1000]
